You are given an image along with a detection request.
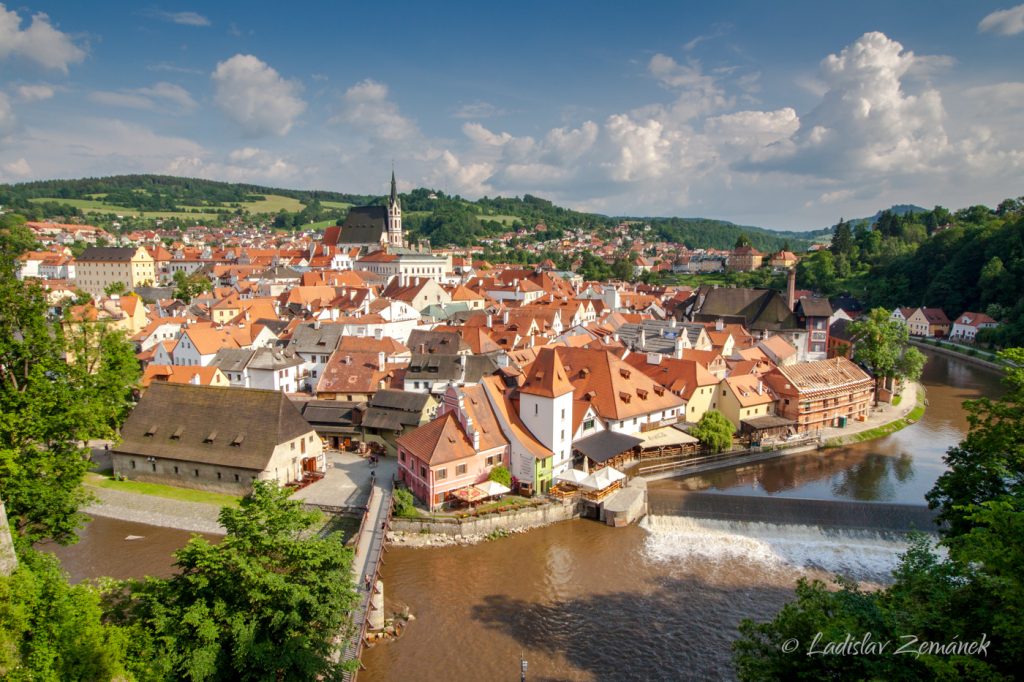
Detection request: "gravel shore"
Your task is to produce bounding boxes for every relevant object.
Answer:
[84,487,225,534]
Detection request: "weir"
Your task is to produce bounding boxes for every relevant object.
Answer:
[647,490,940,533]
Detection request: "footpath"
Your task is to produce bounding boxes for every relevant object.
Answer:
[84,486,225,534]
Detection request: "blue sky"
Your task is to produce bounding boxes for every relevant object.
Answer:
[1,1,1023,229]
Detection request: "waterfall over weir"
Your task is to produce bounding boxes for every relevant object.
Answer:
[642,492,941,583]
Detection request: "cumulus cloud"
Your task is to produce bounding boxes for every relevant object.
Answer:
[212,54,306,136]
[979,4,1024,35]
[333,79,418,142]
[167,147,299,184]
[2,157,32,178]
[89,82,197,113]
[16,84,55,102]
[0,4,86,73]
[453,101,506,119]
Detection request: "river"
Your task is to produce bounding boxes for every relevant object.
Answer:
[359,351,1003,681]
[49,352,1002,680]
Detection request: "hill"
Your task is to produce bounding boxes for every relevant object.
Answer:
[1,174,824,251]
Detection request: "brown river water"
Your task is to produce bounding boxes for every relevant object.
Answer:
[49,351,1003,681]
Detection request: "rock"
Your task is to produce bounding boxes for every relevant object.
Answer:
[406,613,416,621]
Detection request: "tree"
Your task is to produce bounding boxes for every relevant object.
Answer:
[829,219,854,258]
[0,249,139,544]
[488,465,512,488]
[0,548,131,681]
[173,270,211,303]
[690,410,734,453]
[103,281,127,297]
[108,482,358,681]
[847,308,926,404]
[735,233,752,249]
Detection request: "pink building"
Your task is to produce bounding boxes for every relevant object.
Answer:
[396,384,509,510]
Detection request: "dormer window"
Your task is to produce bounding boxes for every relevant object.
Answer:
[171,426,184,440]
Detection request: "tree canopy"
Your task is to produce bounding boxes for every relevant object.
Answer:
[691,410,734,453]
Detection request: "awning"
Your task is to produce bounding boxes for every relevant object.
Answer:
[579,467,626,491]
[475,480,511,497]
[555,469,589,485]
[452,486,486,503]
[573,430,643,464]
[740,415,796,430]
[638,426,699,449]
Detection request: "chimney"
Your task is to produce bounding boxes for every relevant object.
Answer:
[757,380,763,395]
[647,352,663,365]
[314,319,321,330]
[787,268,796,312]
[378,351,386,371]
[502,310,510,325]
[715,318,724,332]
[344,355,352,365]
[674,337,684,360]
[472,430,480,451]
[486,314,493,329]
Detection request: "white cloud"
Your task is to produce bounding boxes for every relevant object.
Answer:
[2,157,32,178]
[16,84,55,102]
[0,4,86,73]
[89,82,197,113]
[979,4,1024,35]
[145,10,211,27]
[167,147,299,184]
[0,92,15,135]
[212,54,306,137]
[463,122,514,147]
[333,79,418,142]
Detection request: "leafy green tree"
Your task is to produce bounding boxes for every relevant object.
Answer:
[103,281,127,297]
[848,308,926,404]
[172,270,212,303]
[610,258,634,281]
[110,482,358,681]
[735,233,752,248]
[488,465,512,488]
[393,487,417,517]
[690,410,734,453]
[0,548,131,681]
[0,245,139,544]
[829,219,854,259]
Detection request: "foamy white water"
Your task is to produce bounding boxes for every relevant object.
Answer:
[640,514,923,583]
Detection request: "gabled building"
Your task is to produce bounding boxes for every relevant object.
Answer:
[762,356,874,433]
[76,246,156,298]
[950,311,998,342]
[715,374,776,431]
[113,383,324,493]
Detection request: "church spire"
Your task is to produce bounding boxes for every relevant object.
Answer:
[390,169,398,207]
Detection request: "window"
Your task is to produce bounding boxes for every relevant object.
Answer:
[534,403,538,416]
[151,462,156,472]
[217,472,222,480]
[436,468,447,480]
[234,474,240,482]
[561,430,565,440]
[400,452,406,462]
[420,465,426,477]
[194,469,199,477]
[456,464,467,475]
[561,408,565,419]
[174,466,179,474]
[291,442,295,450]
[130,460,136,469]
[583,418,594,431]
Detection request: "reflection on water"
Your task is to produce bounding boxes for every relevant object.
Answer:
[654,351,1003,505]
[40,515,219,583]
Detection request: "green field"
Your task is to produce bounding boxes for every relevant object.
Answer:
[479,214,520,226]
[31,193,305,220]
[319,200,354,210]
[84,471,240,507]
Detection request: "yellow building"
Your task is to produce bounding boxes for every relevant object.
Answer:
[715,374,775,431]
[76,246,156,298]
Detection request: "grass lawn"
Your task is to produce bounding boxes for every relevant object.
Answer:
[823,386,926,447]
[239,194,305,214]
[320,200,354,210]
[84,471,240,507]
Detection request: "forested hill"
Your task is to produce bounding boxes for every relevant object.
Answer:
[2,174,818,251]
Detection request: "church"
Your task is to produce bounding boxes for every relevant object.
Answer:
[323,171,405,252]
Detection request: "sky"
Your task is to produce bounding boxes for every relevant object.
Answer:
[0,1,1023,230]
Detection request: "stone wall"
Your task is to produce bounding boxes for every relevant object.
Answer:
[908,340,1005,372]
[0,500,17,576]
[112,453,256,495]
[390,499,578,537]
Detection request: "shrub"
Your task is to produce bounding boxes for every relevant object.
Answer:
[393,488,417,518]
[488,465,512,488]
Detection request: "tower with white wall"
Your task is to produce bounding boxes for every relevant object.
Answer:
[519,348,575,476]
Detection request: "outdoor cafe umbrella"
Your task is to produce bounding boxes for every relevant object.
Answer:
[474,480,511,498]
[452,486,486,503]
[578,467,626,491]
[554,469,589,486]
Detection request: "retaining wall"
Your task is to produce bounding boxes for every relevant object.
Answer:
[0,501,16,576]
[390,499,578,536]
[909,339,1005,372]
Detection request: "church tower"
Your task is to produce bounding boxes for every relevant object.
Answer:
[387,170,403,248]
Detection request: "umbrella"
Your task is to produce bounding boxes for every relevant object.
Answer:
[452,486,486,503]
[555,469,589,485]
[579,467,626,491]
[475,480,511,498]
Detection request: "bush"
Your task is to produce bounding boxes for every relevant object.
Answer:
[690,410,735,453]
[488,465,512,488]
[393,488,416,518]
